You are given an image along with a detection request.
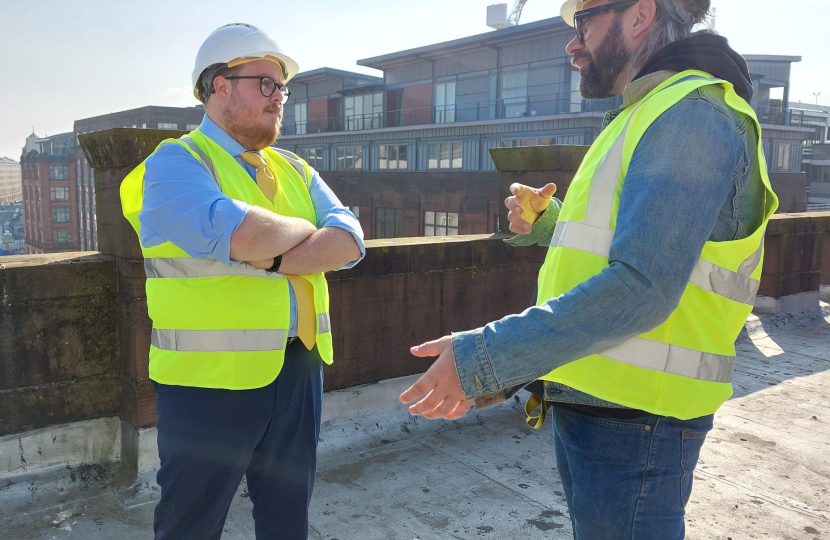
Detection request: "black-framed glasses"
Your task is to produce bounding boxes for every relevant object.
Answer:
[224,76,291,103]
[574,1,638,43]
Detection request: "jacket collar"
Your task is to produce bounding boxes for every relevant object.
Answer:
[622,70,678,108]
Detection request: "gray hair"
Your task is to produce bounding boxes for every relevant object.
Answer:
[628,0,712,71]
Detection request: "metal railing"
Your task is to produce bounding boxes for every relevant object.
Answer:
[282,93,621,136]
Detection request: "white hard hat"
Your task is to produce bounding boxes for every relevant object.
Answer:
[561,0,695,27]
[191,23,300,101]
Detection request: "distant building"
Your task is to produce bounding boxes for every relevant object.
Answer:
[21,132,78,254]
[0,157,22,205]
[73,105,206,250]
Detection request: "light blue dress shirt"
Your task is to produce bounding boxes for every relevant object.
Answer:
[139,114,365,337]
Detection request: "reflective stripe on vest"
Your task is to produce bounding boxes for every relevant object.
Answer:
[152,328,287,352]
[603,337,734,383]
[145,258,287,280]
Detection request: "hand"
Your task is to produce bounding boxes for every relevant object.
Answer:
[505,183,557,235]
[399,336,475,421]
[247,258,274,270]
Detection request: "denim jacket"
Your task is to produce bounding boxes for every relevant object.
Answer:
[451,71,766,409]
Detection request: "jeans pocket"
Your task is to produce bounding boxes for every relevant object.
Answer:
[680,429,708,507]
[584,415,654,432]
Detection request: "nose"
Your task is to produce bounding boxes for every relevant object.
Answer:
[566,34,583,56]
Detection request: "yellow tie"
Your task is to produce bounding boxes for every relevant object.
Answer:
[239,151,277,202]
[239,151,316,350]
[285,275,317,351]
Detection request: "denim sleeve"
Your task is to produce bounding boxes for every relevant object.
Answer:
[308,167,366,270]
[452,97,745,398]
[140,143,249,266]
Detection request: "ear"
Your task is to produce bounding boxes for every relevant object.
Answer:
[630,0,658,40]
[212,76,232,103]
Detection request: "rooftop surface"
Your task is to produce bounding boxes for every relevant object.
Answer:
[1,304,828,540]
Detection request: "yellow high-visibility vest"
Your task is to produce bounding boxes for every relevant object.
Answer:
[121,129,333,390]
[537,70,778,420]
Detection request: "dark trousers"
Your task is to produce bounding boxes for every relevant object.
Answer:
[153,344,324,540]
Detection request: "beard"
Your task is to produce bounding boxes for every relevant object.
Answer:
[573,14,631,100]
[221,90,283,151]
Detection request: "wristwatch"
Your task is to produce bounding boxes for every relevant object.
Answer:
[265,255,282,274]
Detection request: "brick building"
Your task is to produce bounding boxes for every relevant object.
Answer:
[21,132,79,253]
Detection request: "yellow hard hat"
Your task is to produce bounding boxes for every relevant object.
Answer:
[561,0,600,27]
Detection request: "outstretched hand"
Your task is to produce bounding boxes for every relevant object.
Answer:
[399,336,475,421]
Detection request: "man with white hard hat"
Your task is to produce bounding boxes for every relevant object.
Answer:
[120,23,364,539]
[401,1,777,538]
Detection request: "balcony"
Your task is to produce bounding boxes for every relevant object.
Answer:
[282,92,619,136]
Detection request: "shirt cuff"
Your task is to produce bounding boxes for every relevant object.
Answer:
[318,212,366,270]
[451,329,500,399]
[212,198,250,266]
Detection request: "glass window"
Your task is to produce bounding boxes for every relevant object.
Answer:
[539,137,556,146]
[336,146,363,170]
[52,229,71,244]
[186,124,199,130]
[777,144,791,171]
[502,71,528,118]
[295,102,308,135]
[51,207,71,223]
[520,138,537,147]
[375,207,404,239]
[424,211,459,236]
[298,148,324,170]
[349,206,360,219]
[378,145,407,170]
[345,93,383,131]
[427,142,464,170]
[50,186,70,201]
[49,165,68,180]
[158,122,177,129]
[435,82,456,124]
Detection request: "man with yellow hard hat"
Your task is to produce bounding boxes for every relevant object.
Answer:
[401,0,777,538]
[120,23,364,539]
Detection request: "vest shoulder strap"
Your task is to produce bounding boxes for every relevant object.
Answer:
[270,147,310,188]
[178,137,219,187]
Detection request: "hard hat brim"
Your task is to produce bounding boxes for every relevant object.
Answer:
[561,0,601,26]
[227,52,300,83]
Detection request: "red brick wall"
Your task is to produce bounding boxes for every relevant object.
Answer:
[402,84,433,126]
[22,157,79,253]
[307,98,341,133]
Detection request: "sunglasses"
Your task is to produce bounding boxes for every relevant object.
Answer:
[574,1,639,43]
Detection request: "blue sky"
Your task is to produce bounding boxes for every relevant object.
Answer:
[1,0,827,159]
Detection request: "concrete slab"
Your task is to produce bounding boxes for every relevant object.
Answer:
[1,304,828,540]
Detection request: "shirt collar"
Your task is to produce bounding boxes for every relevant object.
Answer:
[198,114,249,157]
[622,70,677,108]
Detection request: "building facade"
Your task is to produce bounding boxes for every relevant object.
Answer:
[21,133,79,254]
[0,157,22,205]
[73,105,206,250]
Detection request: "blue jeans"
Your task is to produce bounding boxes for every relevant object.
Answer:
[552,406,713,540]
[153,344,324,540]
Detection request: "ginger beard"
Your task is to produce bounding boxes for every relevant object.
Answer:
[220,82,283,151]
[573,13,632,100]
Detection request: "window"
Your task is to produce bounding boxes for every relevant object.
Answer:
[378,145,408,170]
[295,103,308,135]
[49,165,68,180]
[777,144,791,171]
[539,137,556,146]
[424,211,459,236]
[502,71,528,118]
[336,146,363,170]
[52,229,71,244]
[298,148,324,170]
[427,142,463,170]
[158,122,177,129]
[50,186,70,201]
[51,208,71,223]
[375,208,404,239]
[570,70,583,113]
[435,82,456,124]
[349,206,360,219]
[186,124,199,130]
[345,93,383,131]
